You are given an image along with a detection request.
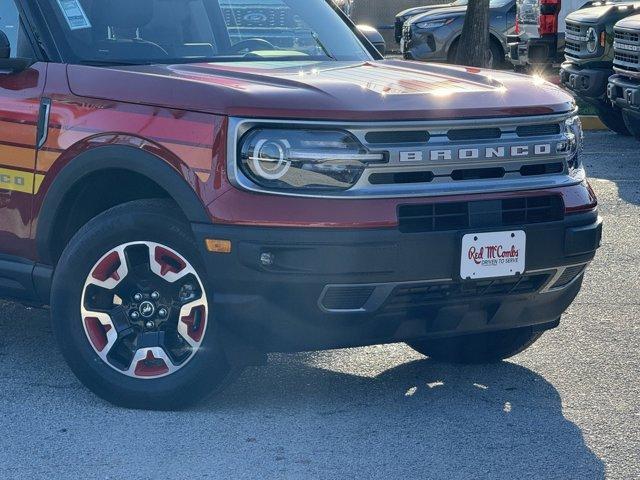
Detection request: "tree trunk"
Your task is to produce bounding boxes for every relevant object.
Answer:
[455,0,491,67]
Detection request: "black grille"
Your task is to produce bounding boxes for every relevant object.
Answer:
[450,167,505,181]
[398,195,564,233]
[321,286,375,311]
[223,7,290,28]
[566,22,582,35]
[615,31,639,43]
[615,51,639,68]
[447,128,501,141]
[382,274,550,313]
[403,25,412,42]
[520,162,564,176]
[551,265,585,288]
[516,123,561,137]
[365,130,429,144]
[369,171,434,185]
[565,40,581,54]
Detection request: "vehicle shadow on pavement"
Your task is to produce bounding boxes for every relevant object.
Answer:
[583,131,640,207]
[0,302,605,480]
[208,351,606,479]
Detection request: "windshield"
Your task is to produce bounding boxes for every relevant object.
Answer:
[489,0,512,7]
[39,0,371,65]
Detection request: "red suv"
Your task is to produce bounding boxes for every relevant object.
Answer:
[0,0,601,409]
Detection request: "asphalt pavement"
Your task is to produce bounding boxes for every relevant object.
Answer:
[0,131,638,480]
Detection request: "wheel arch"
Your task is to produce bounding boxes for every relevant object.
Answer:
[446,32,505,62]
[488,32,506,57]
[36,145,212,266]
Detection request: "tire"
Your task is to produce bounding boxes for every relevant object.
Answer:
[594,103,631,136]
[488,40,504,70]
[407,327,544,364]
[447,39,459,64]
[622,110,640,139]
[447,39,503,69]
[51,199,233,410]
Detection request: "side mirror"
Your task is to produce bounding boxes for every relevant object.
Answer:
[0,57,34,75]
[0,30,10,59]
[0,28,33,75]
[357,24,386,56]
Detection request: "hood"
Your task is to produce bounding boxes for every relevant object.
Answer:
[408,6,468,23]
[616,12,640,28]
[397,3,456,20]
[566,3,638,23]
[67,60,574,121]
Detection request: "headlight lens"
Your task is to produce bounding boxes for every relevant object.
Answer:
[239,128,385,191]
[586,27,598,53]
[415,18,454,29]
[562,116,583,169]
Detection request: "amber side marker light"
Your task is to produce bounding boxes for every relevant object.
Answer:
[205,239,232,253]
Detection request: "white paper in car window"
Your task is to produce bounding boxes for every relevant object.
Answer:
[56,0,92,30]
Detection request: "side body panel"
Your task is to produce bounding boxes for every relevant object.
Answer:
[0,63,45,258]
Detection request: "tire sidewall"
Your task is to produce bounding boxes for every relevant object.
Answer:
[51,201,230,409]
[622,110,640,139]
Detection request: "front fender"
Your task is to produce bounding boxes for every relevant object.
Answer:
[35,144,213,265]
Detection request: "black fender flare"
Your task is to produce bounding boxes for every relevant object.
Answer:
[36,145,211,265]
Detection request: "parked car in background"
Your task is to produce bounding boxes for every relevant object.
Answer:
[395,0,468,44]
[333,0,355,16]
[560,2,640,134]
[507,0,595,70]
[608,13,640,138]
[401,0,516,69]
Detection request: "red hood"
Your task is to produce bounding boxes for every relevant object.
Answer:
[67,60,574,121]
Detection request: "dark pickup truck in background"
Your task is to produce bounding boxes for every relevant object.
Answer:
[560,2,640,135]
[608,13,640,138]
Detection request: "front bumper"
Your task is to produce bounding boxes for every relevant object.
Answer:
[192,209,601,353]
[507,34,561,67]
[560,62,613,100]
[401,26,451,62]
[608,74,640,112]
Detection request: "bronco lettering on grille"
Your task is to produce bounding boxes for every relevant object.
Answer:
[399,144,553,162]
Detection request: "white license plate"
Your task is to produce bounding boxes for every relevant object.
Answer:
[460,231,526,280]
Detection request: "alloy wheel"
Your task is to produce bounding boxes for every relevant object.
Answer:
[80,241,208,379]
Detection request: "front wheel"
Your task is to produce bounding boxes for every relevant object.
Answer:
[488,40,504,70]
[407,327,544,364]
[594,103,631,136]
[51,199,233,410]
[622,110,640,139]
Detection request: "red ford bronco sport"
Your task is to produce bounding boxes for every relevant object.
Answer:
[0,0,601,409]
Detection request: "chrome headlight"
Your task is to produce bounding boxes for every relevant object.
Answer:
[561,116,584,169]
[415,18,454,29]
[586,27,598,54]
[239,128,385,191]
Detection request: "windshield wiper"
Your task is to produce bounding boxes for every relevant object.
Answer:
[311,31,337,61]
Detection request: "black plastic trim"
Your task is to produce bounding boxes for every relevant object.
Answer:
[36,145,211,265]
[0,254,52,304]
